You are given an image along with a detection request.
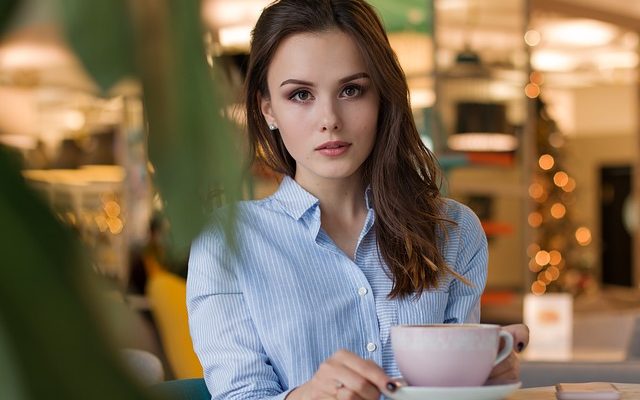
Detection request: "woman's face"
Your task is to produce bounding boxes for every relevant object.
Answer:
[260,29,380,188]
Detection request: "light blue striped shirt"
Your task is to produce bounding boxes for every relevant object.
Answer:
[187,176,487,400]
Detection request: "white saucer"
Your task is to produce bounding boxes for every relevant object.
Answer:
[388,381,522,400]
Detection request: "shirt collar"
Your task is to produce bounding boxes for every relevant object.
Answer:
[273,176,320,220]
[273,175,374,220]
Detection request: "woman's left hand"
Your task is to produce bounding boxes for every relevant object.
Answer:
[485,323,530,385]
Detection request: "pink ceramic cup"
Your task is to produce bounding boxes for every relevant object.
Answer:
[391,324,513,387]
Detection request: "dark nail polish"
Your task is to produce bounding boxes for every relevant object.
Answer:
[517,342,525,352]
[386,382,398,392]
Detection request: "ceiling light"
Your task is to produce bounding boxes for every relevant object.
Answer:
[541,19,617,48]
[218,25,253,52]
[202,0,270,29]
[531,50,577,72]
[447,133,518,152]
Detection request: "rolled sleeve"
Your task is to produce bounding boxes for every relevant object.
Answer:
[187,227,293,400]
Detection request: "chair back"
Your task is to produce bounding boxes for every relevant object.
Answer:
[146,271,203,379]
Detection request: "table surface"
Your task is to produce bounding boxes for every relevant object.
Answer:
[508,383,640,400]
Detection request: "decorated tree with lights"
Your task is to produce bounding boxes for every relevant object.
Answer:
[527,95,596,296]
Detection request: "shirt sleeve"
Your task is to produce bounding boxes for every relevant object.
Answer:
[186,225,294,400]
[443,203,488,324]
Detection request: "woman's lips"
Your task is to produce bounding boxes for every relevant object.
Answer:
[315,141,351,156]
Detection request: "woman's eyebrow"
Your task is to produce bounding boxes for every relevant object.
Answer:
[339,72,369,84]
[280,79,313,87]
[280,72,370,87]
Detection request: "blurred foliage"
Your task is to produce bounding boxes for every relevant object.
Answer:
[59,0,136,91]
[369,0,433,33]
[59,0,243,251]
[1,0,243,397]
[0,0,19,34]
[0,150,151,399]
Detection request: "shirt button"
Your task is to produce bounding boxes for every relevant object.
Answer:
[358,287,368,296]
[366,342,377,352]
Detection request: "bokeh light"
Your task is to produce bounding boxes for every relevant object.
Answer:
[550,202,567,219]
[528,212,543,228]
[549,250,562,266]
[529,183,544,199]
[531,280,546,295]
[525,83,541,98]
[530,71,544,85]
[539,154,555,170]
[548,132,564,148]
[547,266,560,281]
[562,178,576,192]
[537,271,551,285]
[576,227,592,246]
[535,250,551,266]
[553,171,569,187]
[525,30,541,46]
[104,201,121,218]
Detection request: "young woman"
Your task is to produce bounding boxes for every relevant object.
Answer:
[187,1,528,399]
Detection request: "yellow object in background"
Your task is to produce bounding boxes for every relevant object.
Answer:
[146,270,203,379]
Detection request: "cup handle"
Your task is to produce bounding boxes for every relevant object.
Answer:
[493,330,514,366]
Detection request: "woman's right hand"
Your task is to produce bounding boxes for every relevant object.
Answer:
[286,349,396,400]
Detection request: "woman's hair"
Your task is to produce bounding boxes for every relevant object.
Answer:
[245,0,464,298]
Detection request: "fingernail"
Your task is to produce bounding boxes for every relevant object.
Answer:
[517,342,525,352]
[386,382,398,392]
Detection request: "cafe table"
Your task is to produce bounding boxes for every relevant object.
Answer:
[507,383,640,400]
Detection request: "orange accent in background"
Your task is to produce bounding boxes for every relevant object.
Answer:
[481,290,517,305]
[467,152,515,167]
[481,221,514,236]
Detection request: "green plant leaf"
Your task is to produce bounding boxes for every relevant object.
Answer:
[369,0,433,33]
[0,0,20,34]
[58,0,136,91]
[130,0,243,251]
[0,149,150,399]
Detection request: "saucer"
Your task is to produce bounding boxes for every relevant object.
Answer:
[388,381,522,400]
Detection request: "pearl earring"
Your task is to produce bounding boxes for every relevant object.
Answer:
[268,123,277,131]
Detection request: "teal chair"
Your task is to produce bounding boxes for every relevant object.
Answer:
[150,378,210,400]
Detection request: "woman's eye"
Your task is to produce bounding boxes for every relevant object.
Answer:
[342,85,362,98]
[291,90,312,102]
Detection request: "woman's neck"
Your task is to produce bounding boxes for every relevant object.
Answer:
[295,173,367,219]
[295,173,368,259]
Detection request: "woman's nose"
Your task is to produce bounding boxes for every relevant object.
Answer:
[319,100,341,132]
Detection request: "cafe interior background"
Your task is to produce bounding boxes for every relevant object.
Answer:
[1,0,639,393]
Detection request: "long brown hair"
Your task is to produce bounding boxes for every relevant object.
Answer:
[245,0,465,298]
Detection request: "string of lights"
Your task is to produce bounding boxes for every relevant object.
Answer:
[527,77,594,296]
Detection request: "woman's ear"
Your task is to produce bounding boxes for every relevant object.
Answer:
[258,92,276,124]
